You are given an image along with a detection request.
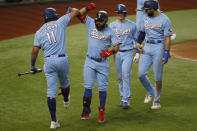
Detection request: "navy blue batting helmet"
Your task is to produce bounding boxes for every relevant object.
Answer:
[95,10,108,22]
[115,4,127,13]
[143,0,159,10]
[43,8,58,20]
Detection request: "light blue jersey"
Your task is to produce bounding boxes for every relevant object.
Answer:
[110,20,137,50]
[33,14,71,98]
[137,0,146,10]
[85,16,121,59]
[83,16,121,92]
[142,13,172,42]
[34,14,71,58]
[136,0,160,32]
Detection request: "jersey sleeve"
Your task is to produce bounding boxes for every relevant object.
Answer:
[33,32,41,47]
[133,24,138,40]
[110,29,121,46]
[163,18,173,36]
[84,16,92,27]
[141,17,146,32]
[109,22,114,28]
[57,14,71,28]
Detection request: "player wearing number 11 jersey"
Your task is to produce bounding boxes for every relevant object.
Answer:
[30,6,86,129]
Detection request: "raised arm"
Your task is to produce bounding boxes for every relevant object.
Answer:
[78,3,96,23]
[67,3,96,22]
[79,3,96,16]
[68,8,80,20]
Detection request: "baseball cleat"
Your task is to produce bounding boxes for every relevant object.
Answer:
[50,121,60,129]
[98,107,105,123]
[120,101,124,107]
[122,101,130,109]
[81,112,91,120]
[151,102,161,109]
[63,95,70,108]
[144,95,153,104]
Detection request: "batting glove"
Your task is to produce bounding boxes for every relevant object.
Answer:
[87,3,96,10]
[162,50,171,64]
[133,53,140,63]
[100,50,113,58]
[170,33,176,40]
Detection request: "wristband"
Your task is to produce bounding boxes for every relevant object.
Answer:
[164,50,170,58]
[67,7,72,13]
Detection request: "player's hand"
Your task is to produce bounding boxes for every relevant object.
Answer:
[136,43,143,53]
[162,50,170,64]
[133,53,140,63]
[87,2,96,10]
[100,50,113,58]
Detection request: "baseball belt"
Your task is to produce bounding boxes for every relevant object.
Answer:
[87,55,104,62]
[146,40,162,44]
[46,54,65,58]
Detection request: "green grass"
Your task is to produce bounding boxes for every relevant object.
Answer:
[0,9,197,131]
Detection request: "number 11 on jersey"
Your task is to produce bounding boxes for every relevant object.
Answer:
[47,31,57,44]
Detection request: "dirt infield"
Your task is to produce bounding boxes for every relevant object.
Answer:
[0,0,197,61]
[171,40,197,62]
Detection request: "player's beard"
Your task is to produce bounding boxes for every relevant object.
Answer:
[96,23,107,31]
[147,12,154,17]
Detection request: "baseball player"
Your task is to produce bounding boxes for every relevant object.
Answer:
[78,10,121,122]
[134,0,157,63]
[30,4,95,129]
[134,0,175,62]
[135,0,172,109]
[109,4,138,109]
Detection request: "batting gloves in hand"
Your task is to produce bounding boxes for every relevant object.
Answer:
[100,50,113,58]
[133,53,140,63]
[87,3,96,10]
[162,50,170,64]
